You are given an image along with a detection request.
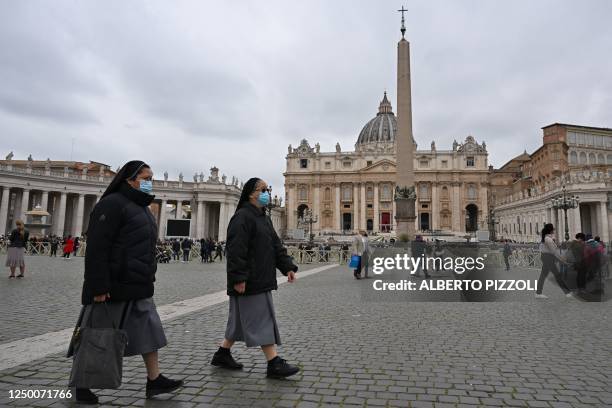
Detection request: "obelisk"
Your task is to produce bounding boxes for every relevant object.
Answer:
[394,7,417,240]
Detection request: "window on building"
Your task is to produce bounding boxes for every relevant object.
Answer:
[300,159,308,169]
[577,133,585,145]
[381,184,391,200]
[367,204,373,208]
[366,187,373,200]
[467,184,477,200]
[589,153,596,164]
[342,185,352,201]
[298,187,307,201]
[586,134,594,146]
[324,161,331,169]
[366,160,372,166]
[343,161,352,168]
[568,132,576,144]
[552,150,560,160]
[441,186,449,199]
[466,157,475,167]
[324,187,331,201]
[597,154,605,164]
[570,151,578,164]
[579,152,587,164]
[420,160,429,168]
[419,184,429,198]
[441,160,448,168]
[595,135,604,147]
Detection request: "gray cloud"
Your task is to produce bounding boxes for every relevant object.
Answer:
[1,0,611,196]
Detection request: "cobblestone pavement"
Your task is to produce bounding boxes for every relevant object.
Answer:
[0,257,610,407]
[0,255,321,344]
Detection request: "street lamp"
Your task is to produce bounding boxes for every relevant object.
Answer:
[551,185,579,241]
[298,208,318,243]
[486,209,499,241]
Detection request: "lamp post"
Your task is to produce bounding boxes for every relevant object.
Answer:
[299,208,318,243]
[551,185,579,241]
[486,209,499,241]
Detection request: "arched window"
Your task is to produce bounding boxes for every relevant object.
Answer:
[569,151,578,164]
[579,152,587,164]
[588,153,596,164]
[324,187,331,201]
[597,154,605,164]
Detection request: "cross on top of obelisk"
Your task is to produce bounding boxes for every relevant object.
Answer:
[398,6,407,38]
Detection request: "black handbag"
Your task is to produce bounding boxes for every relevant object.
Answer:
[68,303,129,389]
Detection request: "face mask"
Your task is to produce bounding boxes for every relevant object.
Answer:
[139,180,153,194]
[257,190,270,206]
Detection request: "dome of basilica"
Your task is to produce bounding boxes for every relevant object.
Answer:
[356,92,397,145]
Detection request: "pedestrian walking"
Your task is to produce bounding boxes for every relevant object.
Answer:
[503,240,512,271]
[73,236,80,257]
[69,160,183,404]
[535,223,574,299]
[63,235,74,259]
[6,219,29,278]
[181,238,191,262]
[50,235,59,257]
[211,177,300,378]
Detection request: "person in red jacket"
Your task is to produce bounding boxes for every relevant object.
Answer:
[63,235,74,259]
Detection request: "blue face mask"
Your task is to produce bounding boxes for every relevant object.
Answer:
[257,190,270,206]
[139,180,153,194]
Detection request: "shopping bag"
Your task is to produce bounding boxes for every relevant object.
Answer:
[348,254,361,269]
[68,303,128,389]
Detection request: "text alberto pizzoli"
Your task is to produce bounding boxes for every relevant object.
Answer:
[370,255,537,291]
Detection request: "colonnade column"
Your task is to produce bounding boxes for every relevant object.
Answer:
[218,201,228,241]
[20,189,30,222]
[41,190,49,235]
[55,192,67,237]
[196,201,204,239]
[158,199,167,239]
[74,194,85,237]
[373,183,379,232]
[0,187,10,235]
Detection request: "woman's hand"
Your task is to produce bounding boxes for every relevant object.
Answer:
[93,293,110,303]
[234,282,246,294]
[287,271,296,283]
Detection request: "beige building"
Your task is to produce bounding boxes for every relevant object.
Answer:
[283,94,489,237]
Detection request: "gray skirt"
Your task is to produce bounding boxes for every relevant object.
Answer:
[78,298,167,356]
[5,247,25,268]
[225,291,281,347]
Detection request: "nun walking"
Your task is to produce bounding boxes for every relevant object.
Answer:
[70,161,183,404]
[211,177,300,378]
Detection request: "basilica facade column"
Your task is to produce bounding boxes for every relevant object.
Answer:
[334,185,341,232]
[312,186,320,233]
[373,183,379,232]
[74,194,85,236]
[431,183,439,230]
[0,187,10,235]
[360,183,366,231]
[55,192,67,237]
[451,182,461,232]
[353,183,359,232]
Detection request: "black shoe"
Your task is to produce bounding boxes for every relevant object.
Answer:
[266,357,300,379]
[75,388,98,405]
[145,373,183,399]
[211,348,244,369]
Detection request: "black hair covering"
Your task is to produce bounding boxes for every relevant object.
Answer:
[101,160,150,199]
[236,177,261,211]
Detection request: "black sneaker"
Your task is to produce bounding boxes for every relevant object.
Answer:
[211,348,244,370]
[266,357,300,379]
[145,374,183,399]
[75,388,98,405]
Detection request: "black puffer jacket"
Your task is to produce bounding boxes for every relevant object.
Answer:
[226,203,297,296]
[81,182,157,305]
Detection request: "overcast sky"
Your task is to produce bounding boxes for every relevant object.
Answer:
[1,0,611,198]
